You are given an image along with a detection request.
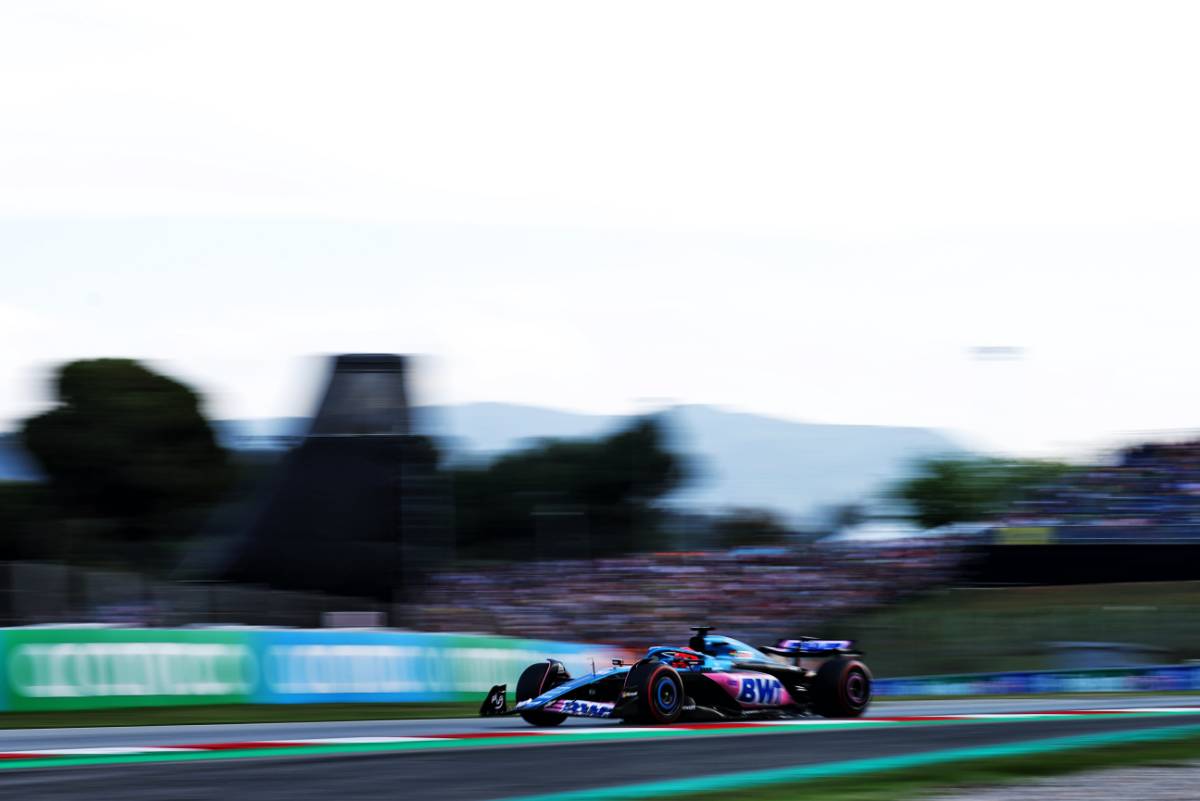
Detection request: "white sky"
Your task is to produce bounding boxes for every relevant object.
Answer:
[3,1,1200,457]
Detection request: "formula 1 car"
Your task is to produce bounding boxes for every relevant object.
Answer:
[479,627,871,726]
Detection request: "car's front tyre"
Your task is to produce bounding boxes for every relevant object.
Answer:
[516,661,570,727]
[625,662,685,724]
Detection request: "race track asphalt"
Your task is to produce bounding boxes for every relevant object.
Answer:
[2,696,1199,801]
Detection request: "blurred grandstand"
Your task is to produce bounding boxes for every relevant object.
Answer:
[412,541,968,646]
[1000,439,1200,531]
[975,439,1200,584]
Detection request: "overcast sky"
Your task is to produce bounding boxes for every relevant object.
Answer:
[3,1,1200,457]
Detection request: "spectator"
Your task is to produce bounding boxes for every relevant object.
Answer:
[411,541,966,646]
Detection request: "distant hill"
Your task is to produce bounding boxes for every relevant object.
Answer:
[212,417,309,451]
[221,402,964,520]
[12,403,964,519]
[661,405,967,521]
[414,403,617,455]
[0,434,41,482]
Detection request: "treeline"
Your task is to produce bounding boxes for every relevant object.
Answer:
[891,457,1075,529]
[5,358,1057,576]
[451,418,687,558]
[1,359,704,570]
[4,360,231,567]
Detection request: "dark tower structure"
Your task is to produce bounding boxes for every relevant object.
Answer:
[217,354,451,600]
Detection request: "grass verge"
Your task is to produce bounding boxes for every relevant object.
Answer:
[837,580,1200,676]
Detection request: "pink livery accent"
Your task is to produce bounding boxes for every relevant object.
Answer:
[545,699,615,718]
[707,672,795,708]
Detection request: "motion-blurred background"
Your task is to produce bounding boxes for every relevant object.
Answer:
[2,349,1199,689]
[3,1,1200,714]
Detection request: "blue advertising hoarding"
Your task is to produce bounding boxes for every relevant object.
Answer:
[874,664,1200,697]
[252,629,619,704]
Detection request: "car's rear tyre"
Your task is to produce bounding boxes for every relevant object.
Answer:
[811,658,871,718]
[516,661,570,727]
[626,662,685,724]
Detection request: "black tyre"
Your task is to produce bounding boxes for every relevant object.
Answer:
[626,662,685,724]
[811,658,871,718]
[515,661,570,727]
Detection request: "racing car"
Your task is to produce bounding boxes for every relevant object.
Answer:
[479,626,871,725]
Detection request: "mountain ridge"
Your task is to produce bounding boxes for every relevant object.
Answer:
[216,402,967,520]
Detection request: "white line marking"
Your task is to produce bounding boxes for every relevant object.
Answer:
[1087,708,1200,714]
[13,747,202,755]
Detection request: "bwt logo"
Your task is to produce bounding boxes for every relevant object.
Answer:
[554,700,613,718]
[737,677,782,705]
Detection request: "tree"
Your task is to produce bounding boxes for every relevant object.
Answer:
[892,457,1073,529]
[20,359,231,567]
[451,416,688,558]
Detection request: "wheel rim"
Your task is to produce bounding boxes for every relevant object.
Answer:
[845,671,868,706]
[655,676,679,712]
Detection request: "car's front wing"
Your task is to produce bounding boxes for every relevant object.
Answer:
[544,699,615,718]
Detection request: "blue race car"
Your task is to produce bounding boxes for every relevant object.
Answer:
[480,626,871,726]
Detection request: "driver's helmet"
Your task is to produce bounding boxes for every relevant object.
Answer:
[702,636,760,661]
[669,651,702,669]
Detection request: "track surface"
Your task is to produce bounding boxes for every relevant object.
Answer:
[4,694,1195,750]
[2,697,1199,800]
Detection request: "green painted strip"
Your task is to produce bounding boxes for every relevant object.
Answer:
[0,711,1196,772]
[497,721,1200,801]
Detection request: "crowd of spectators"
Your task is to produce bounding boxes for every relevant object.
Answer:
[1002,440,1200,528]
[412,541,966,647]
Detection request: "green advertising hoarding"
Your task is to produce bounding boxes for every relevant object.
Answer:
[1,628,256,711]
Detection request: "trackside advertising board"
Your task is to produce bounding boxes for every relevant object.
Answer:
[0,628,256,711]
[254,630,614,704]
[0,628,619,711]
[10,628,1195,711]
[874,664,1200,697]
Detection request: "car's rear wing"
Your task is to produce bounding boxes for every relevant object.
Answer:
[761,638,862,663]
